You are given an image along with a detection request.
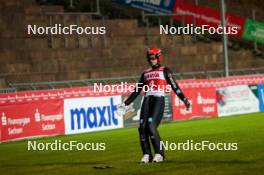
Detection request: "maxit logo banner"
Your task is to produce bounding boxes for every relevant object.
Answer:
[64,96,123,134]
[113,0,176,14]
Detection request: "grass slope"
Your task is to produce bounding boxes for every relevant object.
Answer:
[0,113,263,175]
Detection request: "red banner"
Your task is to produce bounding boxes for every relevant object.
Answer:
[173,0,246,38]
[0,99,64,141]
[1,75,264,142]
[178,75,264,89]
[172,87,217,121]
[0,86,124,105]
[1,75,264,104]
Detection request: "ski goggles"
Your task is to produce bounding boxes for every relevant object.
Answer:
[147,54,157,60]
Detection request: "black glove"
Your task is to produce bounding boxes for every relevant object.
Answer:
[183,98,191,110]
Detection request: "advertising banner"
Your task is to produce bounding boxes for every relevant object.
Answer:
[243,19,264,44]
[257,84,264,112]
[1,75,264,104]
[173,0,246,38]
[172,87,217,121]
[0,117,1,141]
[113,0,176,14]
[178,75,264,89]
[1,75,264,142]
[216,85,259,117]
[64,95,123,134]
[122,94,144,127]
[122,93,172,127]
[0,99,64,141]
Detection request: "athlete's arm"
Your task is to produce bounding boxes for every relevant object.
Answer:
[164,67,190,109]
[124,73,144,106]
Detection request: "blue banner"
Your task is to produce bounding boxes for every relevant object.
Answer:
[113,0,176,14]
[257,84,264,112]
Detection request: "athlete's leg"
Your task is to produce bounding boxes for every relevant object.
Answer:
[138,96,152,156]
[147,96,165,157]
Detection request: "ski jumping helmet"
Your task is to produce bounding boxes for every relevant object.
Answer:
[147,47,163,62]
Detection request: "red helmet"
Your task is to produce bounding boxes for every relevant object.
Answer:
[147,47,163,62]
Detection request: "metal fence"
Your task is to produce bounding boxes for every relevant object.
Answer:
[3,67,264,92]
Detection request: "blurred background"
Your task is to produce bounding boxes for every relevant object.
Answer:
[0,0,264,91]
